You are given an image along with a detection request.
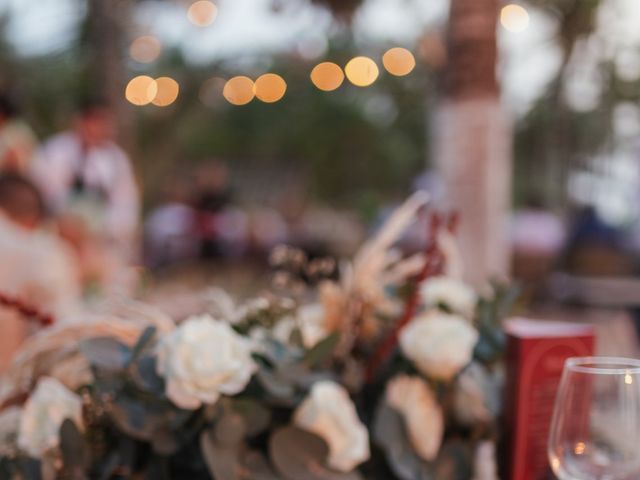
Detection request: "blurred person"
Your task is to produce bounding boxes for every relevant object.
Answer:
[0,174,81,372]
[194,161,233,258]
[510,195,566,298]
[562,205,629,276]
[0,94,37,172]
[31,99,140,254]
[144,174,199,269]
[247,206,288,257]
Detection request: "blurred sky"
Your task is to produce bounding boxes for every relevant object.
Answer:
[1,0,640,115]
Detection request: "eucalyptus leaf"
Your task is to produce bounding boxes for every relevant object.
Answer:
[214,411,246,448]
[232,398,271,437]
[239,450,279,480]
[129,355,165,396]
[17,456,42,480]
[269,426,363,480]
[151,427,180,456]
[109,394,166,440]
[372,402,433,480]
[80,337,131,371]
[144,456,171,480]
[200,429,240,480]
[256,368,296,400]
[59,419,88,474]
[304,332,340,368]
[432,440,473,480]
[128,326,157,366]
[97,452,120,480]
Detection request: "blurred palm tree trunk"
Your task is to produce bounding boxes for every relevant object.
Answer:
[86,0,134,150]
[433,0,511,285]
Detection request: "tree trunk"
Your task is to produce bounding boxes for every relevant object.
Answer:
[86,0,134,150]
[433,0,511,285]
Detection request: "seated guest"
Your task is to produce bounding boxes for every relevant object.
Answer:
[0,174,81,372]
[0,94,37,172]
[31,99,140,255]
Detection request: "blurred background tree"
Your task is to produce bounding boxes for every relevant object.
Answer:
[1,0,639,229]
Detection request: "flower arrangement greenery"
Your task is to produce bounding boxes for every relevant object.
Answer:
[0,192,518,480]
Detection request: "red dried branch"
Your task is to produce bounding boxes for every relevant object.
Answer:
[0,292,54,327]
[366,213,447,382]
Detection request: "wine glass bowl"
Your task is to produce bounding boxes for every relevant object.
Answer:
[548,357,640,480]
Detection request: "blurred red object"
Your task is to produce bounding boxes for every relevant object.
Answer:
[502,318,595,480]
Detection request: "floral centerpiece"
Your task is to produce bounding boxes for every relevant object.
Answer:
[0,192,517,479]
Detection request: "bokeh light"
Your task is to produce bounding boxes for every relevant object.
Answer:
[254,73,287,103]
[125,75,158,106]
[382,47,416,77]
[500,4,530,33]
[310,62,344,91]
[345,56,379,87]
[152,77,180,106]
[223,76,255,105]
[129,35,162,63]
[187,0,218,27]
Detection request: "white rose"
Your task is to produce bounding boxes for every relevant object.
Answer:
[385,375,443,461]
[157,315,256,410]
[0,407,22,455]
[399,312,479,381]
[272,304,329,348]
[296,304,330,348]
[17,377,83,458]
[420,276,477,319]
[293,381,370,472]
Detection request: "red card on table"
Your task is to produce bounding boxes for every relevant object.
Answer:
[502,318,595,480]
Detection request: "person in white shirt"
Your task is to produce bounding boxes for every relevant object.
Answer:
[0,174,81,372]
[31,100,140,254]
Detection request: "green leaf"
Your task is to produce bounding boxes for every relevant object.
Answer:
[200,429,239,480]
[372,402,433,480]
[269,426,363,480]
[231,398,271,437]
[59,419,88,474]
[129,355,165,395]
[151,427,179,456]
[80,337,131,371]
[240,450,279,480]
[304,332,340,368]
[214,411,247,448]
[16,456,42,480]
[256,368,297,401]
[433,440,473,479]
[109,394,167,441]
[128,326,157,367]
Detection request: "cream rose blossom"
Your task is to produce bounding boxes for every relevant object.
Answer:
[385,374,444,461]
[17,377,83,457]
[399,311,479,381]
[156,315,256,410]
[0,407,22,455]
[420,276,477,319]
[293,381,370,472]
[271,304,329,348]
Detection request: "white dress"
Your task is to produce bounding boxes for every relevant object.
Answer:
[0,215,81,372]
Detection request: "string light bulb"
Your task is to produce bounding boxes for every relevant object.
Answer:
[310,62,344,91]
[345,56,379,87]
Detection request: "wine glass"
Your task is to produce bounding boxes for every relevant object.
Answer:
[548,357,640,480]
